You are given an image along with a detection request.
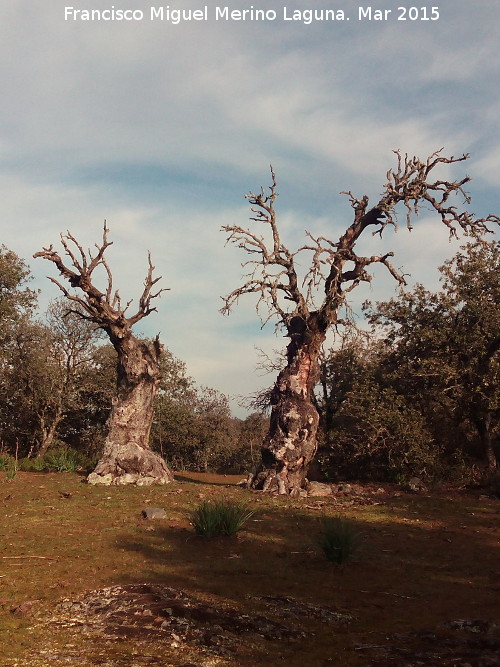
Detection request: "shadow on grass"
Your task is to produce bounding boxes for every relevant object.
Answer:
[113,494,500,625]
[173,472,243,486]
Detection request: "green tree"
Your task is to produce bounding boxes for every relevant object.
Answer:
[317,334,436,482]
[370,240,499,469]
[0,246,37,338]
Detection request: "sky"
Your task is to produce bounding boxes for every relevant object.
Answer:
[1,0,499,416]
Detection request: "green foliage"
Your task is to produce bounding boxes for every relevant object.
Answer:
[42,446,84,472]
[18,447,92,473]
[0,453,18,479]
[189,499,255,538]
[317,516,361,564]
[368,240,499,470]
[318,336,439,482]
[18,457,47,472]
[0,453,15,471]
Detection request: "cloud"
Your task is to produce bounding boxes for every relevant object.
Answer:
[0,1,498,415]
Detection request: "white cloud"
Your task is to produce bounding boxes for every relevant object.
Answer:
[0,0,498,415]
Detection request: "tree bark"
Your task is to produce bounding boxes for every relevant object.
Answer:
[88,334,174,485]
[473,412,497,471]
[250,315,325,495]
[36,409,63,459]
[34,224,174,486]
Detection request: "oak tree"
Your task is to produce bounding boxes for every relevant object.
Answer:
[222,150,499,494]
[370,240,499,470]
[34,224,174,485]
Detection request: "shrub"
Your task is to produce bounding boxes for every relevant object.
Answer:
[19,457,46,472]
[317,516,361,564]
[0,454,15,471]
[43,446,86,473]
[190,499,255,538]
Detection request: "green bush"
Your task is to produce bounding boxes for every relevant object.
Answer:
[43,447,85,473]
[19,457,46,472]
[18,447,91,473]
[0,454,15,471]
[190,499,255,538]
[317,516,361,564]
[0,454,18,479]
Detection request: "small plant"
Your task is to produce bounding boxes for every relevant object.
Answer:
[19,457,47,472]
[317,515,361,564]
[1,443,19,479]
[4,459,18,479]
[190,499,255,538]
[0,453,15,472]
[43,446,84,473]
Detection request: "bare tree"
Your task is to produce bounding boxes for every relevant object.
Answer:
[221,150,499,495]
[34,223,174,486]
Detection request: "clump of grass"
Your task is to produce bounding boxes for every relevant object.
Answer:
[0,453,15,472]
[317,516,361,564]
[190,499,255,538]
[43,446,83,473]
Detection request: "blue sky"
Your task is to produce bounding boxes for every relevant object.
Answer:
[1,1,499,415]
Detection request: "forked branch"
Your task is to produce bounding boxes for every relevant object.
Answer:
[221,150,499,332]
[34,222,168,331]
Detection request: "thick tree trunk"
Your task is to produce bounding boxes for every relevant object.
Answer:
[251,315,325,495]
[88,334,174,486]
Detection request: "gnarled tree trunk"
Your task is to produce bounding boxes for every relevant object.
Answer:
[35,223,174,486]
[88,334,174,486]
[251,315,326,495]
[222,152,498,493]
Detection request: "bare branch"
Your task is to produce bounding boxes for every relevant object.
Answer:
[34,224,168,333]
[222,150,498,338]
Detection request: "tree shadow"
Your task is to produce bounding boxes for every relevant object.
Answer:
[110,492,500,665]
[173,472,243,486]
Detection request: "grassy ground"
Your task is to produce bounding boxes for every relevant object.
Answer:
[0,471,499,666]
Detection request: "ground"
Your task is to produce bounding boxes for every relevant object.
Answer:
[0,471,499,666]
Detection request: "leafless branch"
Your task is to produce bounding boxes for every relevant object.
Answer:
[34,222,168,332]
[221,150,498,334]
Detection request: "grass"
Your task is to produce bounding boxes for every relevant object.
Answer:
[317,515,361,563]
[190,498,255,537]
[0,471,499,666]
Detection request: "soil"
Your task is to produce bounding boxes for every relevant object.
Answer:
[1,472,499,666]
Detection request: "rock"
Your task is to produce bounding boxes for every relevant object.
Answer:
[136,476,159,486]
[88,472,170,486]
[87,472,113,486]
[142,507,167,520]
[306,481,332,497]
[115,473,139,486]
[11,600,38,616]
[407,477,428,493]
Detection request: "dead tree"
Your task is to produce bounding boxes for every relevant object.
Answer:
[34,223,174,486]
[221,150,499,495]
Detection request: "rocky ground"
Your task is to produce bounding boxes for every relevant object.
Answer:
[8,584,499,666]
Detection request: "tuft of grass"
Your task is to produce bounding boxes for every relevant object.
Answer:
[190,498,255,538]
[0,453,15,473]
[43,446,83,473]
[0,452,18,479]
[317,515,361,564]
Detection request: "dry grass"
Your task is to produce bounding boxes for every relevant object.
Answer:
[0,471,499,666]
